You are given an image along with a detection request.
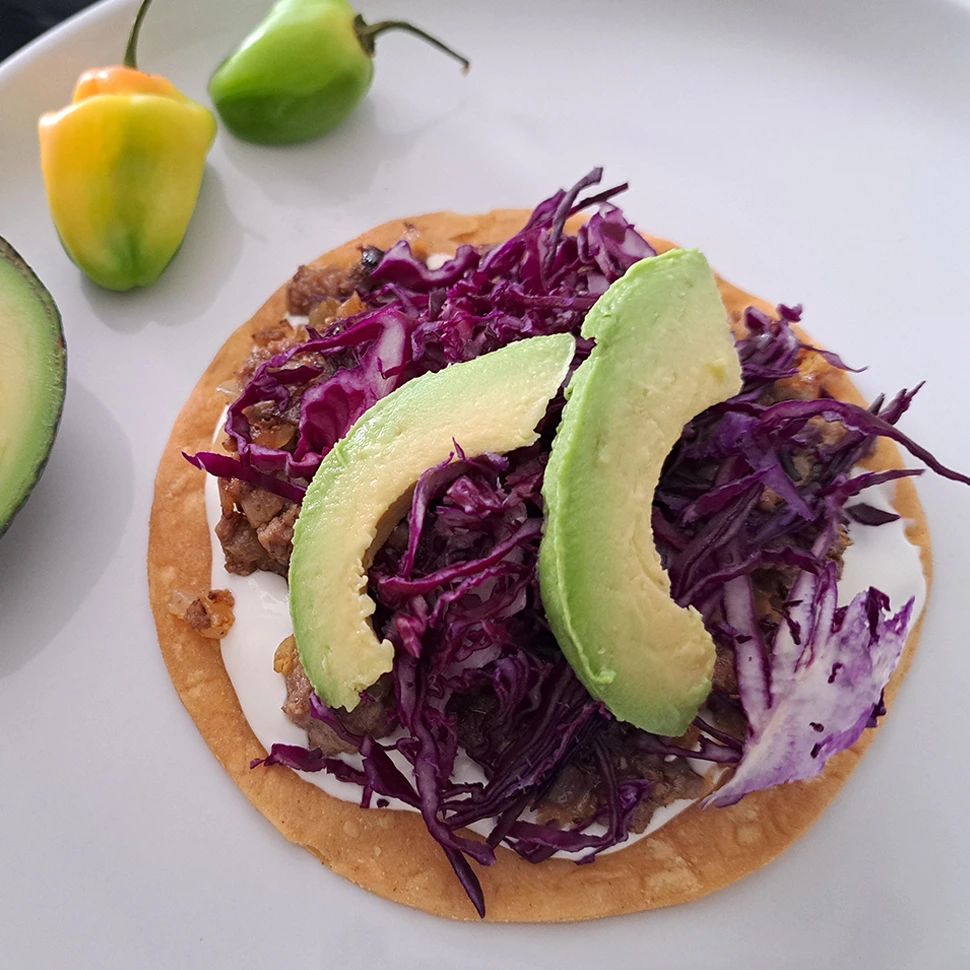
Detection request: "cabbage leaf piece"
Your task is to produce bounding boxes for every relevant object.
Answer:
[706,561,913,808]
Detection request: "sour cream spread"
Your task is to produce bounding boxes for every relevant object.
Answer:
[206,442,926,858]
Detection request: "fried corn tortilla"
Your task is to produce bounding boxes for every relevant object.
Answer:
[148,210,931,922]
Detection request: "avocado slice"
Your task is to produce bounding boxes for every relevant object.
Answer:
[290,332,576,712]
[539,249,742,737]
[0,238,66,537]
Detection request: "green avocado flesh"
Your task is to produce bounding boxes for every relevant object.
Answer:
[0,238,66,537]
[290,332,576,712]
[539,249,742,737]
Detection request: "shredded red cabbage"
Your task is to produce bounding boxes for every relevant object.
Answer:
[213,171,970,916]
[189,169,650,494]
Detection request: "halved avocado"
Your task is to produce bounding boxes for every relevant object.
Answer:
[0,237,67,536]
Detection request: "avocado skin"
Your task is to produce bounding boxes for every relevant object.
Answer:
[290,333,576,712]
[539,249,742,737]
[0,237,66,538]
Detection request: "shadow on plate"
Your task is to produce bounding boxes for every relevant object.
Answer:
[216,98,447,210]
[0,380,134,677]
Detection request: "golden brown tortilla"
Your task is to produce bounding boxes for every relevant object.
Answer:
[148,210,931,922]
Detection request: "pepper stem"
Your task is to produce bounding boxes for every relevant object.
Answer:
[123,0,155,70]
[354,16,470,74]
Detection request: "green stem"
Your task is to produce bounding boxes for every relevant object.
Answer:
[354,16,470,73]
[123,0,155,70]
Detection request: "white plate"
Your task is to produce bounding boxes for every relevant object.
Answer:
[1,0,969,966]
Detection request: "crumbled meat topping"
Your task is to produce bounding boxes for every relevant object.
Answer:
[307,291,367,335]
[235,321,303,388]
[532,728,710,833]
[711,646,739,695]
[626,757,708,834]
[228,477,286,528]
[534,763,601,828]
[256,504,299,566]
[169,588,235,639]
[275,636,395,755]
[214,479,298,576]
[276,636,357,756]
[242,400,297,452]
[286,262,370,316]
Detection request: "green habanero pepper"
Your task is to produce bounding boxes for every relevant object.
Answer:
[208,0,469,145]
[38,0,216,291]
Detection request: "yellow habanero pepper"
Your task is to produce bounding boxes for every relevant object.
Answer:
[38,0,216,291]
